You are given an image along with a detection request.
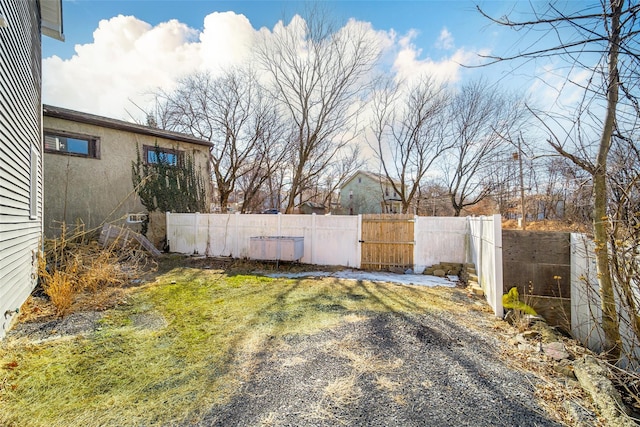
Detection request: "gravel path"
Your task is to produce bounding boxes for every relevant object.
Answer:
[194,307,561,427]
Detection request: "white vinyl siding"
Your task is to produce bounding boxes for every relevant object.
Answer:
[30,144,39,219]
[0,0,43,338]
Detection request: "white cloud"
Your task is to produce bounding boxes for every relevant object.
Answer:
[391,30,483,85]
[42,13,492,123]
[43,13,258,120]
[435,28,454,50]
[528,63,596,111]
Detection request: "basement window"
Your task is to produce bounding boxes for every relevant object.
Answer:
[44,131,100,158]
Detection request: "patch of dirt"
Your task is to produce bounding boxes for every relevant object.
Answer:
[182,256,347,274]
[7,311,105,342]
[8,284,135,341]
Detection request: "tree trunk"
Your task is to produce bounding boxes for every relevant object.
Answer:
[593,0,622,361]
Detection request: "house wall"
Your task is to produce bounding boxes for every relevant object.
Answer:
[42,116,212,236]
[0,0,43,337]
[340,173,401,214]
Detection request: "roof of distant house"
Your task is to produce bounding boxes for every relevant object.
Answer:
[341,170,401,189]
[43,104,212,147]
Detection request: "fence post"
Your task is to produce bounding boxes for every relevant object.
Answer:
[166,211,171,251]
[492,214,503,317]
[356,214,362,269]
[311,213,317,265]
[277,211,281,236]
[234,212,240,258]
[194,212,200,255]
[413,215,419,272]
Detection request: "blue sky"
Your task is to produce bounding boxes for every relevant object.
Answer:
[44,1,511,60]
[41,0,583,123]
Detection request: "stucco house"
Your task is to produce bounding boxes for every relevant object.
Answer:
[340,171,403,215]
[42,105,213,236]
[0,0,63,337]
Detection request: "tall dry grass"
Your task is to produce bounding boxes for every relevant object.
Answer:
[37,222,153,316]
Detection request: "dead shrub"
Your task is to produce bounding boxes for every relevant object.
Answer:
[37,222,155,317]
[44,270,76,316]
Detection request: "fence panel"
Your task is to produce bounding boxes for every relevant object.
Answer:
[166,213,360,267]
[414,217,468,272]
[468,215,503,317]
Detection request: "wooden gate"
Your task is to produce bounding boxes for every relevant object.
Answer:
[360,214,415,271]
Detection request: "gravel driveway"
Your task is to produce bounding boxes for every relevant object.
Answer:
[194,296,562,427]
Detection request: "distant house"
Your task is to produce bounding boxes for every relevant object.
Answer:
[42,105,213,236]
[340,171,403,215]
[298,201,326,215]
[0,0,63,338]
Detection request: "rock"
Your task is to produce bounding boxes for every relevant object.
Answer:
[433,269,446,277]
[423,268,434,275]
[389,266,405,274]
[469,286,484,296]
[542,341,570,361]
[517,343,538,352]
[563,400,599,427]
[404,268,414,275]
[573,356,634,427]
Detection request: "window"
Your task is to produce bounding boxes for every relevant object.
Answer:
[29,145,38,219]
[44,131,100,158]
[143,145,181,166]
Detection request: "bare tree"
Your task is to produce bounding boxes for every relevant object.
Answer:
[479,0,640,361]
[157,68,285,211]
[254,8,380,213]
[235,118,290,213]
[444,80,527,216]
[369,76,451,213]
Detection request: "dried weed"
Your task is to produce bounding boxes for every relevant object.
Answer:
[374,375,400,392]
[324,374,362,407]
[36,224,155,317]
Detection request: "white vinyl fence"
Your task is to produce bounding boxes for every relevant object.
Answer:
[166,213,504,316]
[167,213,360,267]
[468,215,503,317]
[571,233,640,369]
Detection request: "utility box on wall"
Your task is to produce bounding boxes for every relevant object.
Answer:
[249,236,304,262]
